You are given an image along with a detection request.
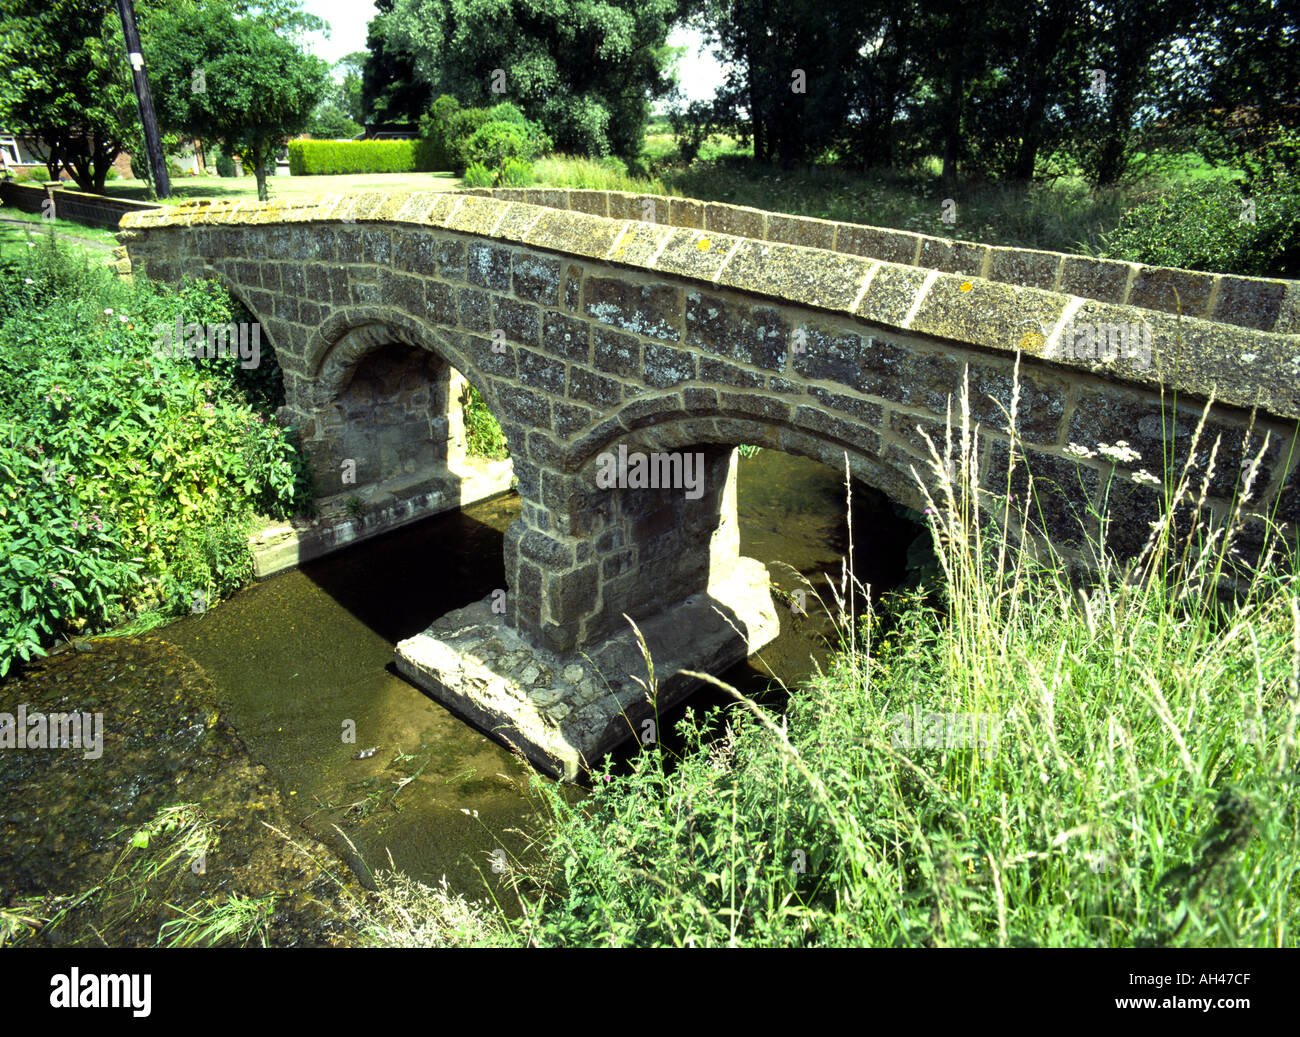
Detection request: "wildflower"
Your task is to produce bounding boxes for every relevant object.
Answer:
[23,277,33,284]
[103,308,113,315]
[1132,469,1160,487]
[118,314,127,323]
[1064,443,1096,460]
[1097,441,1140,465]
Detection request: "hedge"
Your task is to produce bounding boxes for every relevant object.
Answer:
[287,139,442,176]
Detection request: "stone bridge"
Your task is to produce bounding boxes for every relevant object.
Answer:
[119,187,1300,778]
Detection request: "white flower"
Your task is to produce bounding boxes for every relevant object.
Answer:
[103,308,113,315]
[118,314,127,322]
[23,277,33,284]
[1132,469,1160,487]
[1065,443,1096,459]
[1097,441,1140,464]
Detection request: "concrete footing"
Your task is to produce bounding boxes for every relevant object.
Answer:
[395,556,780,779]
[249,457,514,577]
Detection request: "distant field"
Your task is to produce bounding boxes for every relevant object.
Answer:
[102,171,461,205]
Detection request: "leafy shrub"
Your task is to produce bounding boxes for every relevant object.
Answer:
[0,236,312,675]
[287,139,436,176]
[1102,174,1300,278]
[215,152,235,178]
[417,94,464,170]
[419,97,551,175]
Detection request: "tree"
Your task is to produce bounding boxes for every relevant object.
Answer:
[338,51,367,124]
[309,55,367,139]
[1165,0,1300,186]
[376,0,682,161]
[0,0,144,193]
[361,0,433,127]
[145,0,329,200]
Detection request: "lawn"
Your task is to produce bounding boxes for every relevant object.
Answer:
[0,212,117,262]
[102,170,461,205]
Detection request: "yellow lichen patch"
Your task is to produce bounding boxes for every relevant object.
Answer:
[959,281,973,292]
[1017,329,1046,352]
[697,236,711,252]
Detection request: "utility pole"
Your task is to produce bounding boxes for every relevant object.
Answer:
[114,0,171,199]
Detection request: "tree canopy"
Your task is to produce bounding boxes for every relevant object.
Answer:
[0,0,143,192]
[145,0,329,200]
[370,0,682,160]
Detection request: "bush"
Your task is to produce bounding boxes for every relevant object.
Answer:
[0,237,311,676]
[287,139,437,175]
[1102,174,1300,278]
[215,152,235,178]
[419,96,552,175]
[461,384,508,460]
[417,94,464,170]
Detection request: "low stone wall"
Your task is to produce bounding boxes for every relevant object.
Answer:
[465,187,1300,336]
[0,180,161,230]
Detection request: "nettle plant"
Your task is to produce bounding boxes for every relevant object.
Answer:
[0,239,311,675]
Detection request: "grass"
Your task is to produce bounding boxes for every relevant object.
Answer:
[527,140,1246,257]
[660,156,1146,255]
[359,360,1298,948]
[528,154,670,194]
[100,171,461,205]
[0,218,115,264]
[462,383,509,460]
[157,892,278,948]
[0,205,119,245]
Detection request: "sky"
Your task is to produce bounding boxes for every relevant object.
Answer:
[297,0,727,101]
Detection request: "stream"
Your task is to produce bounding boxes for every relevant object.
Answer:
[0,449,923,945]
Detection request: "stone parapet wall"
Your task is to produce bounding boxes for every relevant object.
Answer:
[466,186,1300,337]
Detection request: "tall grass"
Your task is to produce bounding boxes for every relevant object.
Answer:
[529,154,671,195]
[662,158,1142,255]
[488,366,1299,947]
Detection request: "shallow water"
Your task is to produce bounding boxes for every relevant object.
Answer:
[1,449,921,942]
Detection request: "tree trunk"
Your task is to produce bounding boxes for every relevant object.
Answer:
[253,143,269,201]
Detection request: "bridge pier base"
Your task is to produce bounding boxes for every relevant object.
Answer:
[395,556,779,780]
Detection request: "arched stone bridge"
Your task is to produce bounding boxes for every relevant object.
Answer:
[119,188,1300,778]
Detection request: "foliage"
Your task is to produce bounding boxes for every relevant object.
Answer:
[460,384,507,459]
[499,157,533,187]
[361,0,433,126]
[0,234,311,677]
[459,162,494,188]
[418,96,550,175]
[287,139,436,175]
[460,121,546,177]
[1166,0,1300,188]
[0,0,143,192]
[308,52,368,140]
[144,0,330,201]
[1101,172,1300,277]
[530,154,668,194]
[377,0,680,162]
